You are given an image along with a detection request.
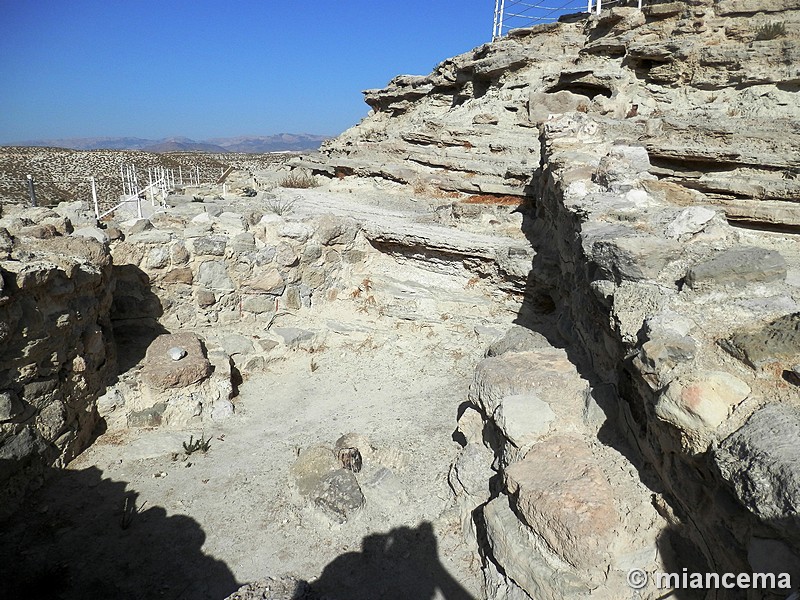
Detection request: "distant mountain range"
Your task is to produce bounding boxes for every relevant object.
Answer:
[3,134,329,153]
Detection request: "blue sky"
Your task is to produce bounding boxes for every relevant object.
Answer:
[0,0,498,141]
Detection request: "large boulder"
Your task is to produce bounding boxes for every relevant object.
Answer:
[142,332,212,391]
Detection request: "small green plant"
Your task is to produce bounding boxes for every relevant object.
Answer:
[755,21,786,40]
[279,171,319,189]
[265,195,298,215]
[183,434,211,455]
[120,495,147,530]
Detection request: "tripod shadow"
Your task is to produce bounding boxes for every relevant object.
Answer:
[311,522,475,600]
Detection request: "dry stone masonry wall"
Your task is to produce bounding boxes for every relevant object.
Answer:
[0,205,116,519]
[1,0,799,597]
[298,0,800,597]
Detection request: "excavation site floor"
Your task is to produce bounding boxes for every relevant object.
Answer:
[2,181,534,599]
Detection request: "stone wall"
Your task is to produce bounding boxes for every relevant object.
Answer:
[298,0,800,595]
[447,113,800,598]
[537,113,799,578]
[0,206,116,519]
[99,195,368,430]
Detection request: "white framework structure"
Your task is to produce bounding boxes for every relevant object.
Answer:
[492,0,643,40]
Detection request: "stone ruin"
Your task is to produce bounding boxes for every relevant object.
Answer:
[1,0,799,598]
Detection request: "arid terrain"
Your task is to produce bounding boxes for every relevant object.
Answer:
[1,1,799,599]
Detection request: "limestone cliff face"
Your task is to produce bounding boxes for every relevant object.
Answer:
[306,1,800,597]
[0,207,116,519]
[309,0,800,228]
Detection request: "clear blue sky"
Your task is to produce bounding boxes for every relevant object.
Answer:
[0,0,497,142]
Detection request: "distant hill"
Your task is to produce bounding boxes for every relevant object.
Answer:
[206,134,329,153]
[141,140,229,153]
[3,134,329,153]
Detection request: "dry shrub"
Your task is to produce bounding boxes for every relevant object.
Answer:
[279,171,318,189]
[460,194,522,206]
[755,21,786,40]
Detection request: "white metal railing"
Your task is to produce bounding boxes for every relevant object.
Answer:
[10,161,222,218]
[492,0,643,39]
[94,164,206,220]
[95,175,170,220]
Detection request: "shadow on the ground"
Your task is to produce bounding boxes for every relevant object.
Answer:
[0,459,239,600]
[311,522,475,600]
[110,263,168,374]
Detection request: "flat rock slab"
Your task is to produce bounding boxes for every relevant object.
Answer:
[470,349,588,419]
[686,246,786,289]
[273,327,315,349]
[723,312,800,368]
[504,435,619,571]
[142,332,212,391]
[714,403,800,545]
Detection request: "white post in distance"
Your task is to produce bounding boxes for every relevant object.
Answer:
[91,176,99,220]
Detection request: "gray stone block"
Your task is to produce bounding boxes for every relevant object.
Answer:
[686,246,786,290]
[486,325,550,357]
[192,235,227,256]
[272,327,315,349]
[722,312,800,368]
[714,403,800,544]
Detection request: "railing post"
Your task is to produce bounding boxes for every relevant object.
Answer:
[91,176,99,219]
[26,175,37,207]
[596,0,602,14]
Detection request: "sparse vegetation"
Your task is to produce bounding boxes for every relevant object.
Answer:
[265,195,298,215]
[755,21,786,40]
[183,434,212,456]
[120,496,146,530]
[460,194,521,206]
[279,171,319,189]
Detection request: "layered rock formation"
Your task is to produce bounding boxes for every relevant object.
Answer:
[2,1,799,597]
[297,0,800,597]
[305,0,800,229]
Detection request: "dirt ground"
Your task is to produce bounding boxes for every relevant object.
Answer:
[1,186,528,599]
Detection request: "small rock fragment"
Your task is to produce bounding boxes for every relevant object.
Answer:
[168,346,187,361]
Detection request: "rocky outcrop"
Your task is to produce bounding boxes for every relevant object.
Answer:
[294,0,800,597]
[0,206,116,519]
[302,0,800,230]
[448,109,799,598]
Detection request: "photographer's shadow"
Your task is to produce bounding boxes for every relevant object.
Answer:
[311,522,475,600]
[0,461,238,600]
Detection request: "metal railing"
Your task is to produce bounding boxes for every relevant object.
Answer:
[492,0,643,39]
[3,161,227,218]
